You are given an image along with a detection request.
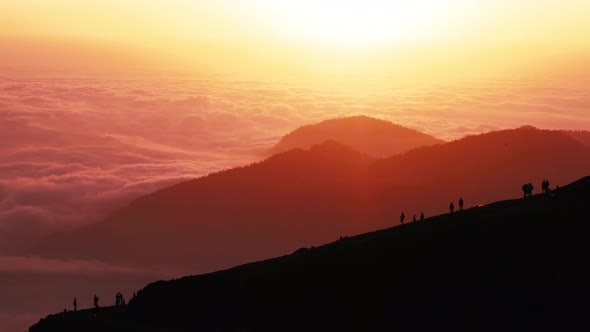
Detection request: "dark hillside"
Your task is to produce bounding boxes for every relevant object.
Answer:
[31,176,590,332]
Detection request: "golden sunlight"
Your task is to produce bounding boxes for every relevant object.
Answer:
[266,0,454,46]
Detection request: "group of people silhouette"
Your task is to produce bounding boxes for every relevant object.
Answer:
[522,179,552,198]
[399,211,426,225]
[522,183,534,197]
[399,197,464,225]
[401,179,554,225]
[116,292,126,306]
[69,292,136,312]
[449,197,464,214]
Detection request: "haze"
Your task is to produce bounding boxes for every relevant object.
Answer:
[1,1,590,331]
[2,0,590,80]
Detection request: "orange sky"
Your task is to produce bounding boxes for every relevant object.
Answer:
[2,3,590,331]
[1,0,590,82]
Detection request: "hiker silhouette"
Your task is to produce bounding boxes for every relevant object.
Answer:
[420,212,424,221]
[73,298,77,311]
[400,212,405,225]
[115,292,126,306]
[93,294,100,309]
[413,214,416,223]
[459,197,464,211]
[522,183,534,197]
[542,179,551,194]
[449,202,454,214]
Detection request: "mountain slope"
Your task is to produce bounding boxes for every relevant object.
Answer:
[269,116,444,158]
[33,141,376,270]
[30,176,590,332]
[32,127,590,272]
[562,129,590,148]
[371,126,590,209]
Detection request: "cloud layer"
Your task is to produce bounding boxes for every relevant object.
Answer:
[1,75,590,252]
[0,254,179,332]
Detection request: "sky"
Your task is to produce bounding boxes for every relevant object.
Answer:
[2,1,590,330]
[1,0,590,81]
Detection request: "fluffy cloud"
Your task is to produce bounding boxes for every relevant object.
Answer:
[1,75,590,252]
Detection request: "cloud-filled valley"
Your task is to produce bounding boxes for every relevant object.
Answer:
[1,75,590,252]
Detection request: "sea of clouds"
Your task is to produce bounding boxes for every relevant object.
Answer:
[2,75,590,253]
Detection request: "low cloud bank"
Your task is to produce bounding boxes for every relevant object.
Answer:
[1,75,589,251]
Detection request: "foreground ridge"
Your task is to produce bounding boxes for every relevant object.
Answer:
[31,176,590,332]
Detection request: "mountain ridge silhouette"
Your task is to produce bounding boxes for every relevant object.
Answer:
[30,175,590,332]
[31,125,590,273]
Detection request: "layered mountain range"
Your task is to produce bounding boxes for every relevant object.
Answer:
[32,117,590,274]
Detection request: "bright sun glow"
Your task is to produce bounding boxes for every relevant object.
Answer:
[267,0,452,46]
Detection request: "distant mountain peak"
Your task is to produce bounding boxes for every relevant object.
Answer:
[516,125,539,130]
[269,116,444,158]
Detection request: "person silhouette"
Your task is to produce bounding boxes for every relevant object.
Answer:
[459,197,464,211]
[400,212,405,225]
[449,202,455,214]
[544,179,551,194]
[413,214,417,223]
[93,294,100,309]
[120,293,125,305]
[73,298,77,312]
[116,292,120,306]
[420,212,424,221]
